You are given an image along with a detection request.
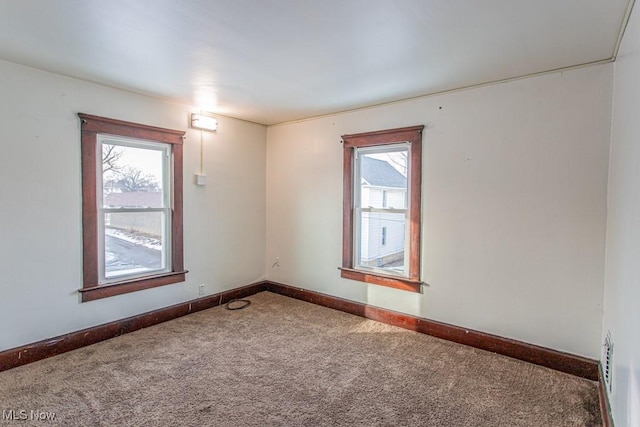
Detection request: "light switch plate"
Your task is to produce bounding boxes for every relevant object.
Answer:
[195,173,207,186]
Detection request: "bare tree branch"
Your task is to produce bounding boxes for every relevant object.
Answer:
[115,166,160,192]
[385,152,408,176]
[102,145,123,175]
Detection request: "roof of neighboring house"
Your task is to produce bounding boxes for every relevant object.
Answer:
[104,192,162,208]
[361,157,406,188]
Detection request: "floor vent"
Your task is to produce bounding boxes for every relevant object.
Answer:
[603,331,614,392]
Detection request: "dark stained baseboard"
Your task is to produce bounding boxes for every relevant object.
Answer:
[264,281,600,381]
[1,279,600,384]
[0,282,264,372]
[598,365,615,427]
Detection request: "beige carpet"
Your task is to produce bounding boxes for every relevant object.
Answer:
[0,292,600,426]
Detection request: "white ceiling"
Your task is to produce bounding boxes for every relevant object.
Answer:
[0,0,633,125]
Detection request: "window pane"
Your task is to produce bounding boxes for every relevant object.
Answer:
[357,211,405,274]
[104,211,168,279]
[359,150,408,208]
[356,147,408,275]
[102,143,165,208]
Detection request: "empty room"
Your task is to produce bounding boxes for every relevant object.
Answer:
[1,1,639,426]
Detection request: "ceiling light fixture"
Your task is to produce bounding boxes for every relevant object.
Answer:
[191,113,217,131]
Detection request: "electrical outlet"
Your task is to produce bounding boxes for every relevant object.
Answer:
[198,284,205,296]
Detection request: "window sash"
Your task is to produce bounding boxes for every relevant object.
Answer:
[99,209,172,283]
[358,207,407,214]
[102,207,167,213]
[353,144,411,278]
[96,135,172,285]
[353,206,409,278]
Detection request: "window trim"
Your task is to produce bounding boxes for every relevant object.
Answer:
[79,113,186,302]
[340,125,424,293]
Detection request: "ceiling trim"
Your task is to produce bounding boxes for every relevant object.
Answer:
[613,0,637,60]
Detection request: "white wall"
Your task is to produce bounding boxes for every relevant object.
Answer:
[0,60,266,351]
[0,52,617,369]
[603,2,640,425]
[266,64,612,359]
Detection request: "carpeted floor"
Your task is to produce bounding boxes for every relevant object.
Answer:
[0,292,601,426]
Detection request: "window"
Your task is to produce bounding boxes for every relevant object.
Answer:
[340,125,423,293]
[79,113,186,302]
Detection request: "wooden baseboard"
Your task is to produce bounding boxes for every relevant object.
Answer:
[0,282,266,372]
[598,364,615,426]
[0,278,612,424]
[264,281,599,381]
[0,279,600,384]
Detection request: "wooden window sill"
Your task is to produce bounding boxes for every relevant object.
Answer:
[79,271,188,302]
[339,267,422,293]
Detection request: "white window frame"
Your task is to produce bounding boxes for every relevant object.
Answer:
[96,134,173,284]
[353,143,411,278]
